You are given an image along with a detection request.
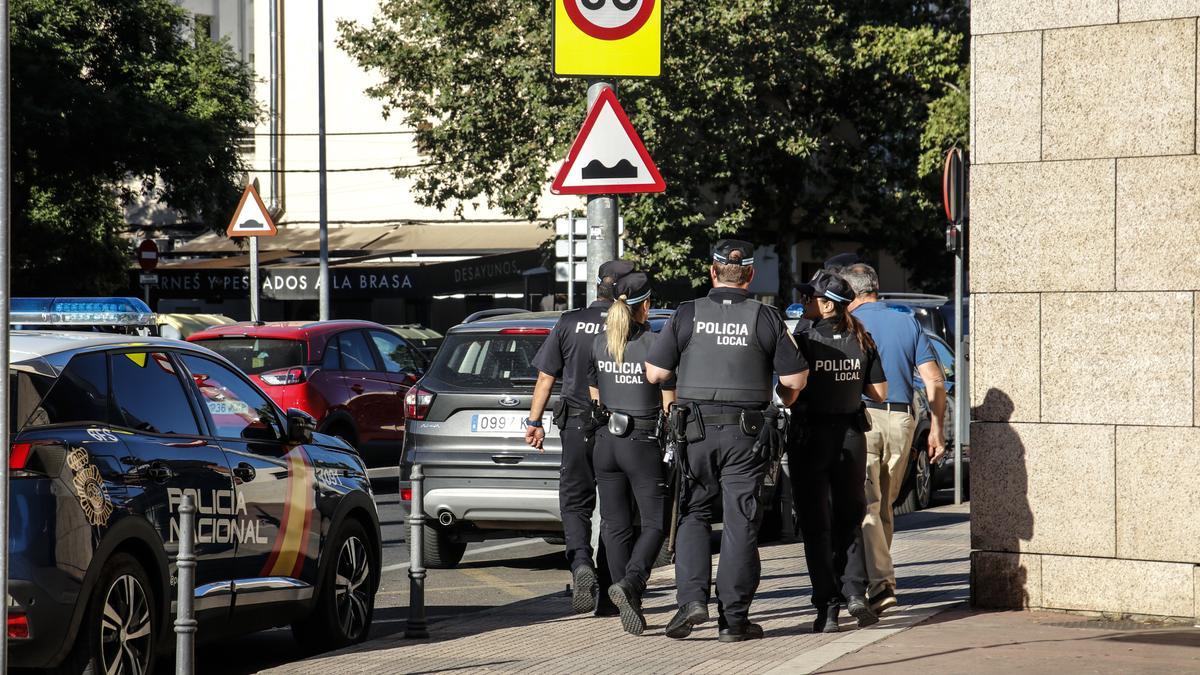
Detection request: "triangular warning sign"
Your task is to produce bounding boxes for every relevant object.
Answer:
[551,87,665,195]
[226,184,278,237]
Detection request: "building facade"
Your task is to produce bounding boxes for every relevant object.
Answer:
[970,3,1200,619]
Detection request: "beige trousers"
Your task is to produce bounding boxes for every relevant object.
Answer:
[861,408,916,597]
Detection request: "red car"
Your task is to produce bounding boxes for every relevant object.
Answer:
[188,320,428,470]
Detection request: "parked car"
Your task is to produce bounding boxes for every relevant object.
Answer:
[7,332,381,672]
[878,293,952,344]
[189,320,428,472]
[157,312,237,340]
[388,323,444,360]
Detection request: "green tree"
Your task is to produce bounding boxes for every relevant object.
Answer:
[12,0,257,294]
[339,1,967,292]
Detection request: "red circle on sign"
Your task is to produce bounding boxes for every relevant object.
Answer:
[137,239,159,271]
[564,0,655,41]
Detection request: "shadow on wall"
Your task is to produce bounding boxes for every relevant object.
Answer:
[970,388,1035,609]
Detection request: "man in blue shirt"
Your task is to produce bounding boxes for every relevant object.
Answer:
[841,263,946,616]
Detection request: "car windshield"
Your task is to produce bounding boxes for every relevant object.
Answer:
[194,338,306,375]
[428,333,545,390]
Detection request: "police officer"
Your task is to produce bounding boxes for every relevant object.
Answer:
[646,239,809,642]
[526,259,634,615]
[586,273,673,636]
[791,271,888,633]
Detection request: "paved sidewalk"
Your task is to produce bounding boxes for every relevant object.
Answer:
[820,607,1200,674]
[261,504,970,674]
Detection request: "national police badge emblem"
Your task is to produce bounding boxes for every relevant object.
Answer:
[67,448,113,526]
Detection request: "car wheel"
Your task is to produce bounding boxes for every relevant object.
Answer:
[59,552,158,675]
[893,445,932,516]
[292,519,376,652]
[422,523,467,569]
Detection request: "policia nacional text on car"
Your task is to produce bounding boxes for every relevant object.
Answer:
[586,273,675,636]
[525,260,635,615]
[646,240,809,642]
[790,271,888,633]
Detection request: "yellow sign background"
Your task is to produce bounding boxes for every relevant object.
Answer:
[553,0,662,78]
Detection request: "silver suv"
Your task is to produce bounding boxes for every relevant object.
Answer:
[400,312,565,568]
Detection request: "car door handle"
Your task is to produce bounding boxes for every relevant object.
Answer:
[350,384,365,394]
[143,462,174,482]
[492,455,523,465]
[233,462,257,482]
[162,439,207,448]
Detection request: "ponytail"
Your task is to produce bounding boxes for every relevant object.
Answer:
[834,304,876,355]
[605,296,633,363]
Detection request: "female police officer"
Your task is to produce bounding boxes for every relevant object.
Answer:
[792,271,888,633]
[587,273,674,636]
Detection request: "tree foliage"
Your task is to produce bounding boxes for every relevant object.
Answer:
[340,0,968,291]
[12,0,257,294]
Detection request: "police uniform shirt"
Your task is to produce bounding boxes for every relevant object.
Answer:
[588,324,675,418]
[798,318,885,415]
[646,287,807,407]
[532,300,612,408]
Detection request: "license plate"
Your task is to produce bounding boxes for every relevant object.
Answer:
[470,414,529,434]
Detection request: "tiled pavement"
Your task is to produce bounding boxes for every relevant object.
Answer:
[262,504,970,674]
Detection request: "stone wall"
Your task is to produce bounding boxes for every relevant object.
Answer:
[970,2,1200,619]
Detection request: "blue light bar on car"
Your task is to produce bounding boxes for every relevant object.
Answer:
[785,303,805,319]
[11,297,157,327]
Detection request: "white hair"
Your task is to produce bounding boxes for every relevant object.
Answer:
[842,264,879,296]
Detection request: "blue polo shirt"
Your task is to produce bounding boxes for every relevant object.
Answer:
[852,301,936,406]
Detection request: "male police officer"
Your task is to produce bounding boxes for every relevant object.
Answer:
[526,260,634,615]
[646,240,809,642]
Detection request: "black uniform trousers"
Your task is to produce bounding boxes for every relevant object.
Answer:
[559,418,608,579]
[791,415,869,607]
[594,426,668,593]
[675,410,766,627]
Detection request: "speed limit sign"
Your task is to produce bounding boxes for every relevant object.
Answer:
[553,0,662,78]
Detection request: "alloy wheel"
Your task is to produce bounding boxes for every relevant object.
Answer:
[915,452,931,509]
[99,574,152,675]
[334,535,371,639]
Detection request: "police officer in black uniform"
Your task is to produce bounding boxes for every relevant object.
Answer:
[586,273,673,636]
[791,271,888,633]
[646,240,809,642]
[526,259,635,615]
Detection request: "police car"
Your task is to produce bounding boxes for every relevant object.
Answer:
[7,326,381,672]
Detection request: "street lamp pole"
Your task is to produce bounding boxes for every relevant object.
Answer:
[316,0,331,320]
[0,0,12,669]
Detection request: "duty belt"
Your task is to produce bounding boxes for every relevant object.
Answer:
[614,415,660,432]
[865,401,912,414]
[698,413,744,427]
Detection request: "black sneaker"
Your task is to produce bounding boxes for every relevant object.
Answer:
[571,565,598,614]
[869,587,897,616]
[607,580,646,636]
[847,595,879,627]
[665,601,709,639]
[718,622,764,643]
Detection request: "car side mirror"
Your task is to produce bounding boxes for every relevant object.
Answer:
[287,408,316,445]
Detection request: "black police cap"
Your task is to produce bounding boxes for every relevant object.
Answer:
[712,239,755,266]
[811,270,855,304]
[614,272,652,305]
[597,259,635,283]
[823,252,861,271]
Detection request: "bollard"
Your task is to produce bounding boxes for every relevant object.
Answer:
[405,464,429,638]
[174,494,197,675]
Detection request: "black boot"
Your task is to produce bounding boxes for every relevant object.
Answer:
[813,603,841,633]
[571,565,597,614]
[718,622,764,643]
[608,580,646,635]
[665,601,709,639]
[847,595,879,628]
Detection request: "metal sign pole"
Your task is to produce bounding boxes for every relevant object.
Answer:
[567,216,575,310]
[249,235,260,322]
[174,495,197,675]
[0,0,10,667]
[585,82,619,304]
[316,0,331,321]
[953,233,964,505]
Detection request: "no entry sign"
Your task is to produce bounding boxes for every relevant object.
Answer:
[137,239,159,271]
[553,0,662,78]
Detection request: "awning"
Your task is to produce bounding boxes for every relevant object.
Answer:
[172,221,550,255]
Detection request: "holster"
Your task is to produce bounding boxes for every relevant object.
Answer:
[551,399,568,429]
[854,403,872,433]
[667,404,690,444]
[684,403,706,443]
[585,401,609,434]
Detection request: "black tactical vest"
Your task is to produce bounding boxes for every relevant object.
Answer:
[800,322,871,415]
[676,296,772,404]
[592,326,661,417]
[555,304,608,407]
